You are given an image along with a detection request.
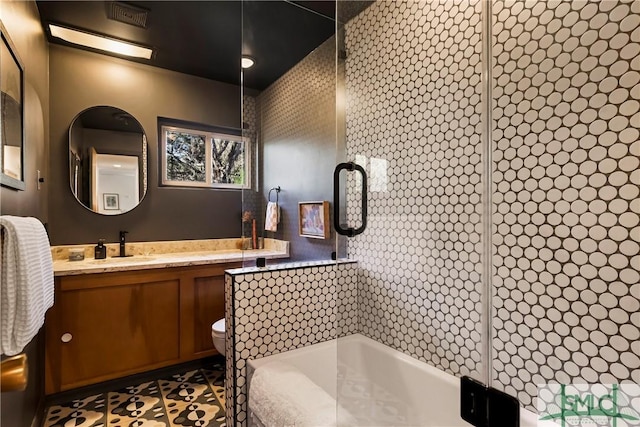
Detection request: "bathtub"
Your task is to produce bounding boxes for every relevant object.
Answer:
[248,334,555,427]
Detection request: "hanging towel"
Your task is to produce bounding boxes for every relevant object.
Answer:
[249,361,357,427]
[265,202,279,232]
[0,216,54,356]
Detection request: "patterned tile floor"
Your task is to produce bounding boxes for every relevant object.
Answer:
[43,360,226,427]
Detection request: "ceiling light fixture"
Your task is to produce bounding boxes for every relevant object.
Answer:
[241,56,255,69]
[49,24,153,60]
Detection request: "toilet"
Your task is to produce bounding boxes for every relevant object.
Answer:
[211,318,225,356]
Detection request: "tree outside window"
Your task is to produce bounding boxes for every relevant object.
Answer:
[161,124,250,189]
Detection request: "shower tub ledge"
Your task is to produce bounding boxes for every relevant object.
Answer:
[248,334,556,427]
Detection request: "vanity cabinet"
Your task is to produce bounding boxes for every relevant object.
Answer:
[45,262,240,394]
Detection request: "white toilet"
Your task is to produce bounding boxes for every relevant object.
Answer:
[211,318,225,356]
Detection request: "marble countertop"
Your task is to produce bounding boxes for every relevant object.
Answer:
[52,238,289,276]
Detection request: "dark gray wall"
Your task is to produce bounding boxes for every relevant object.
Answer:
[257,37,336,261]
[1,4,49,220]
[48,45,244,245]
[0,1,49,427]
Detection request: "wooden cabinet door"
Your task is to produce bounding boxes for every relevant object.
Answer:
[53,274,180,390]
[193,274,225,354]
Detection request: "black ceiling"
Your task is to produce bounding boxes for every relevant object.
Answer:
[36,1,337,91]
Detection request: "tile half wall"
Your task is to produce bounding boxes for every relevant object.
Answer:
[225,261,358,427]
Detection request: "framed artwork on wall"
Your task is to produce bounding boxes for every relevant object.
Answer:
[103,193,120,210]
[0,22,25,191]
[299,201,330,239]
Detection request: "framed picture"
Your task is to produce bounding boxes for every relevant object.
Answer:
[0,22,25,191]
[103,193,120,210]
[299,201,330,239]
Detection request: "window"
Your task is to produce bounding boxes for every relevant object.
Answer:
[160,124,250,189]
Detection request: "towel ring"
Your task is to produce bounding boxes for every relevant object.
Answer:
[268,186,281,203]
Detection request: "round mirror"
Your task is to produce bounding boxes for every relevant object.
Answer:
[69,106,147,215]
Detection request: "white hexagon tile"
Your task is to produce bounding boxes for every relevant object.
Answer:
[491,0,639,412]
[225,0,639,424]
[226,262,358,426]
[344,0,485,381]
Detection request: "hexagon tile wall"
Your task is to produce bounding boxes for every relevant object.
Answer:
[240,94,261,230]
[225,0,639,424]
[225,261,358,427]
[491,0,639,411]
[345,0,486,381]
[345,0,639,415]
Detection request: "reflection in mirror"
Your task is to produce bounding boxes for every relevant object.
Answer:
[69,106,147,215]
[1,25,25,190]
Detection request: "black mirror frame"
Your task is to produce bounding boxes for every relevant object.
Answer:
[68,105,148,215]
[0,22,25,191]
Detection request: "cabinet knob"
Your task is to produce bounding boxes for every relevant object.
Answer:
[61,333,73,343]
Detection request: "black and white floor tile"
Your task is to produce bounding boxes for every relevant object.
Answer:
[43,360,226,427]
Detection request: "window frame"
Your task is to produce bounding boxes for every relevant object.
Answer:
[160,124,251,189]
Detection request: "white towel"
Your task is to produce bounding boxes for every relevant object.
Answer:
[265,202,279,232]
[0,216,54,356]
[249,361,356,427]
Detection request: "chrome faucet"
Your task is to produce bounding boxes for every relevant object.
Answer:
[119,230,128,257]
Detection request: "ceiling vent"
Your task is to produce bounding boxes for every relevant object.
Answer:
[107,2,149,29]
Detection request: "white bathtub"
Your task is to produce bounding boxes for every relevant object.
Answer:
[248,334,555,427]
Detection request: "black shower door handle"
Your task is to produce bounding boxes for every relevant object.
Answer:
[333,162,367,237]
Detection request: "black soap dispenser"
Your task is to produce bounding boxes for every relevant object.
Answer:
[94,239,107,259]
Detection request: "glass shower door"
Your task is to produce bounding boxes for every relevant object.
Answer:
[240,1,338,268]
[335,0,640,426]
[236,3,341,427]
[335,0,488,425]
